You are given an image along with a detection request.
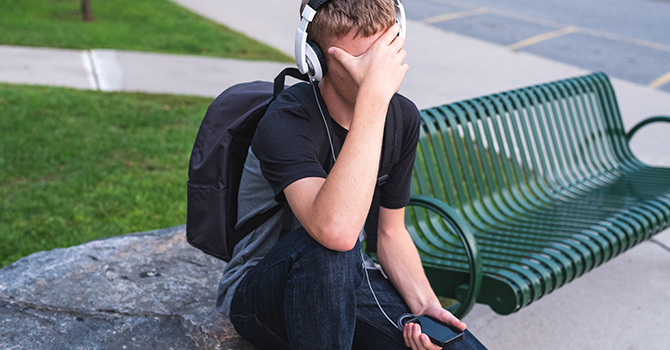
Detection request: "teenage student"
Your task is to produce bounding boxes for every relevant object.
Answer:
[217,1,488,349]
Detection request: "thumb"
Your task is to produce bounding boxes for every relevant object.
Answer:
[328,46,355,69]
[448,315,467,331]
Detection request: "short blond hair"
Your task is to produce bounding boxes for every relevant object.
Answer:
[300,0,397,48]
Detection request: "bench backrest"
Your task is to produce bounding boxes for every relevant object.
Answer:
[411,73,637,218]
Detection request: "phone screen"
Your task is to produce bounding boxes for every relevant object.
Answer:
[406,315,464,347]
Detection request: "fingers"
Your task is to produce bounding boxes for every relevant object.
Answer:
[423,306,467,331]
[403,323,420,349]
[325,23,409,97]
[389,33,405,54]
[443,312,467,331]
[398,48,408,64]
[372,24,405,60]
[420,333,440,350]
[379,23,403,48]
[403,323,442,350]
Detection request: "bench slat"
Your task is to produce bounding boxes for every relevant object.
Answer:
[408,72,670,317]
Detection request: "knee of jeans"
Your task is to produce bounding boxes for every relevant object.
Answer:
[324,240,362,266]
[230,314,291,350]
[296,238,363,279]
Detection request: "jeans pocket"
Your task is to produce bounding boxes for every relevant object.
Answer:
[230,313,291,350]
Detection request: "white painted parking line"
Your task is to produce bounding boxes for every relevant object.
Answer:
[485,8,564,29]
[649,71,670,89]
[418,7,489,24]
[508,26,577,51]
[576,27,670,53]
[420,1,670,54]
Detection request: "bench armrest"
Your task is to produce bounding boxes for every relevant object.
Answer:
[626,116,670,141]
[408,195,483,318]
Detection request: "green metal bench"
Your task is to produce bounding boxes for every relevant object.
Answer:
[405,72,670,318]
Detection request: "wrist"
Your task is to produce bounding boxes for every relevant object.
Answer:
[410,296,442,315]
[351,90,391,128]
[356,81,394,106]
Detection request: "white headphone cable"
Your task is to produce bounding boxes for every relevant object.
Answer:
[309,76,409,333]
[309,78,337,162]
[361,250,405,331]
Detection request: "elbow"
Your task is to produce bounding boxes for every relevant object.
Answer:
[309,222,361,252]
[328,235,359,252]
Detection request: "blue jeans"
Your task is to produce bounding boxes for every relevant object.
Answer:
[230,227,487,350]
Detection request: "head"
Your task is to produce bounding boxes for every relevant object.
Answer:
[297,0,402,81]
[299,0,398,52]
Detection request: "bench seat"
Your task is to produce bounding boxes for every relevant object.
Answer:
[407,73,670,317]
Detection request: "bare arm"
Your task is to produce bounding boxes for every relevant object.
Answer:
[283,24,408,251]
[376,207,467,349]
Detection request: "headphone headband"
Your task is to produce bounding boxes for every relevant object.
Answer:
[306,0,331,12]
[295,0,406,81]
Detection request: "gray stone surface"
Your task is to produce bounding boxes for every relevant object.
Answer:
[0,226,254,350]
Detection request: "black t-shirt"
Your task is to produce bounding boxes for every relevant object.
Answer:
[252,83,421,214]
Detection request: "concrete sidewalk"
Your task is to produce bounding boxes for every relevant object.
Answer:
[0,45,288,97]
[1,0,670,348]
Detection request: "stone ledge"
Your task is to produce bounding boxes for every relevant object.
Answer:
[0,225,255,349]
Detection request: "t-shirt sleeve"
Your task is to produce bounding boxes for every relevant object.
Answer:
[251,92,329,204]
[379,96,421,210]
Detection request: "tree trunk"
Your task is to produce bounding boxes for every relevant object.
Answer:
[82,0,93,22]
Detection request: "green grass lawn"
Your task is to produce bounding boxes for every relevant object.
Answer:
[0,0,292,62]
[0,84,212,267]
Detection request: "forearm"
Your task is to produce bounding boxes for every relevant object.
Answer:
[377,227,441,314]
[286,24,409,251]
[315,98,387,223]
[287,90,389,251]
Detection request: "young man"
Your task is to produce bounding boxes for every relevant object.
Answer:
[217,1,487,349]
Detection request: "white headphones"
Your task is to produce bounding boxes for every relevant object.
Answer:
[295,0,407,81]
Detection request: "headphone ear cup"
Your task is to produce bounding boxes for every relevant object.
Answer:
[306,41,328,81]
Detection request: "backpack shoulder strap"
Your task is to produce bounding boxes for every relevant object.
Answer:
[285,82,326,128]
[366,94,404,253]
[232,69,309,241]
[381,95,404,180]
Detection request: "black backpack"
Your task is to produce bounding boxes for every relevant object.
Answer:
[186,68,403,261]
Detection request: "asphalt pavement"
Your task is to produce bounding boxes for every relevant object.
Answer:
[404,0,670,93]
[1,0,670,348]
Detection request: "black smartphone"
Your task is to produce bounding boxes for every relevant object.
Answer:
[404,314,464,348]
